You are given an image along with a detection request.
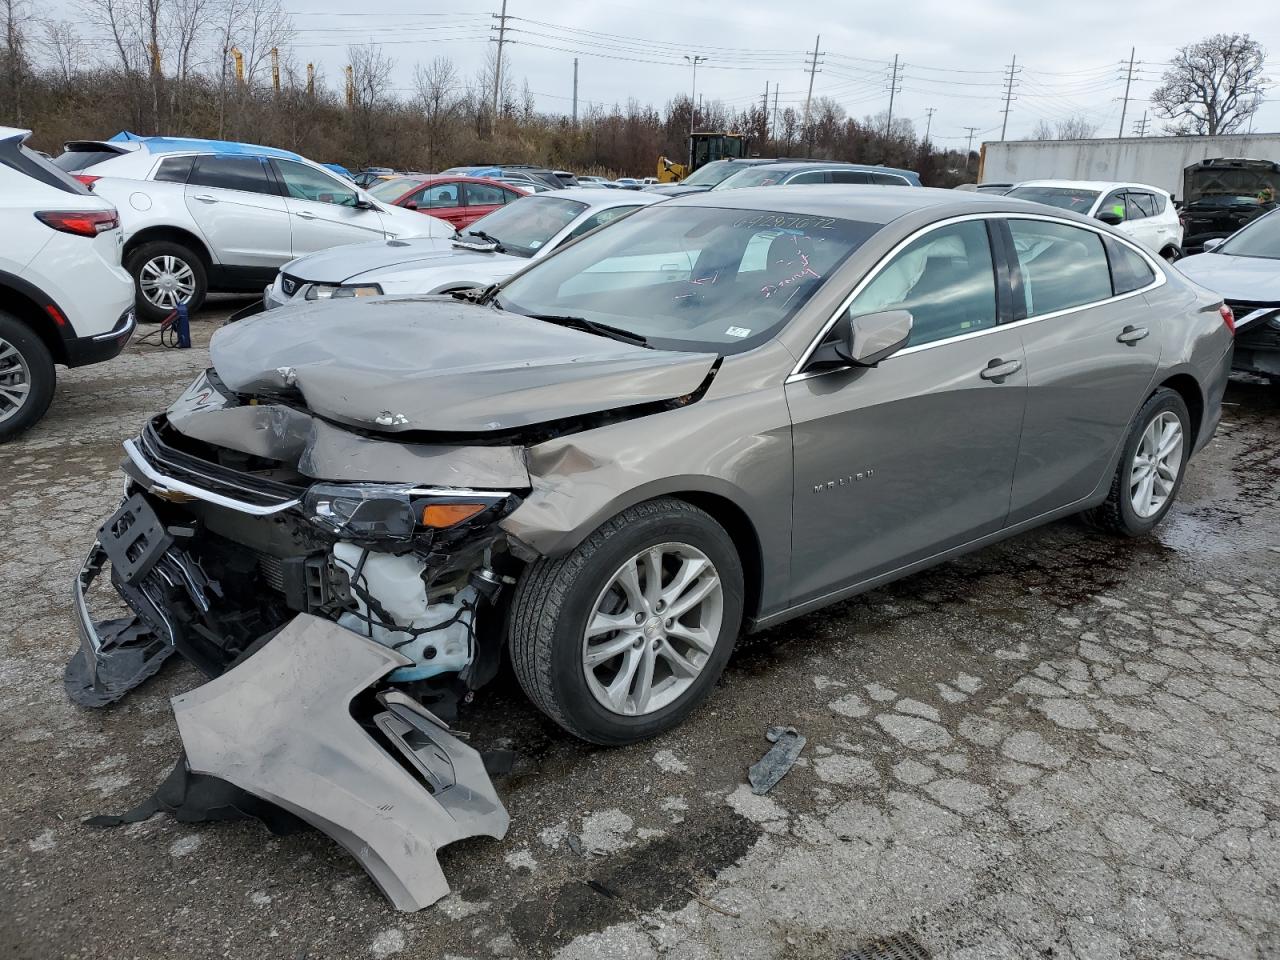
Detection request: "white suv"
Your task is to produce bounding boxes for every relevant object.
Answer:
[1005,180,1185,260]
[53,135,453,321]
[0,127,135,440]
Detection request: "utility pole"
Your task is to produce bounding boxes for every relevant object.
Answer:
[923,107,936,146]
[999,54,1019,141]
[572,57,578,125]
[491,0,509,127]
[1132,111,1150,137]
[771,85,780,143]
[964,126,980,172]
[684,53,707,170]
[271,47,280,95]
[802,34,823,157]
[1118,47,1135,138]
[885,54,901,137]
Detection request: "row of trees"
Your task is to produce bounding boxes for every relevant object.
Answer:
[1,4,1266,177]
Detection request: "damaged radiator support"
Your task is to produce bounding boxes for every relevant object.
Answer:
[169,613,509,911]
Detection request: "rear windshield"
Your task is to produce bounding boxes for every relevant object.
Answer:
[682,161,755,187]
[3,139,92,194]
[713,166,798,190]
[1006,186,1101,213]
[51,148,122,172]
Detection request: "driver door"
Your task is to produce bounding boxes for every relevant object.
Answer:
[271,158,388,255]
[785,219,1027,603]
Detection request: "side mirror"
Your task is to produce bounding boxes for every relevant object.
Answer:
[354,198,376,211]
[808,310,913,369]
[1097,208,1124,226]
[1202,237,1225,252]
[404,200,419,211]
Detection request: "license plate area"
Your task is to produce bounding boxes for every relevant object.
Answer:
[98,493,174,586]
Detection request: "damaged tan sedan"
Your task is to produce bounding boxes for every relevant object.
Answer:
[67,187,1232,909]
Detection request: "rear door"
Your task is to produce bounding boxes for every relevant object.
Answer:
[785,218,1027,602]
[184,155,291,267]
[1002,217,1162,523]
[271,158,387,256]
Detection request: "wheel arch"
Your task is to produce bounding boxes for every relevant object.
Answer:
[0,271,70,365]
[1156,372,1204,449]
[123,226,214,269]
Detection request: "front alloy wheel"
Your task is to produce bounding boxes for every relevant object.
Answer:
[582,543,724,717]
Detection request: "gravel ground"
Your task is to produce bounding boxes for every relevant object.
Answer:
[2,306,1278,960]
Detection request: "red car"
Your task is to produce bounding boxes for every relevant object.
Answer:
[366,175,527,229]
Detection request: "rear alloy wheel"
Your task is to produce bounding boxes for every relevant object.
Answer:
[127,241,208,322]
[1086,387,1190,536]
[0,311,56,442]
[509,498,743,744]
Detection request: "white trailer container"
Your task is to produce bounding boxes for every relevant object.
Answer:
[979,134,1280,200]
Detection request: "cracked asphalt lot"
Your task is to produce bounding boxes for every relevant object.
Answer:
[3,307,1279,960]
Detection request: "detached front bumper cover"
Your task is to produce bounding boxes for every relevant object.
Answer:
[172,613,509,911]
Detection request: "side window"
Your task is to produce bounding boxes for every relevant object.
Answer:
[419,182,461,207]
[1008,219,1113,317]
[831,170,872,184]
[500,186,522,204]
[154,155,194,184]
[1098,190,1127,222]
[1149,192,1168,214]
[463,182,509,206]
[1106,237,1157,295]
[1128,192,1157,219]
[561,206,638,243]
[788,171,828,185]
[273,159,359,207]
[846,220,997,347]
[871,172,909,185]
[189,155,276,195]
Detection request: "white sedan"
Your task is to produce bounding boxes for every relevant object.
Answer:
[262,189,661,309]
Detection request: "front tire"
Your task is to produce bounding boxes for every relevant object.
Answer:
[0,312,56,442]
[508,498,744,745]
[1086,388,1190,536]
[126,241,207,323]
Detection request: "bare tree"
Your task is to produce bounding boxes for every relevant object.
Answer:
[40,21,83,84]
[1153,33,1268,135]
[414,56,459,168]
[167,0,210,124]
[1056,115,1097,139]
[347,43,394,163]
[2,0,28,123]
[1028,119,1055,140]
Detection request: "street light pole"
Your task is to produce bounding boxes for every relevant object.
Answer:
[684,54,707,171]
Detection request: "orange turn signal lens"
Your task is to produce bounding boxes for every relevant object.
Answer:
[420,502,487,528]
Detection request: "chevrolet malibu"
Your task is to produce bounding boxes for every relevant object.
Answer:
[71,187,1233,750]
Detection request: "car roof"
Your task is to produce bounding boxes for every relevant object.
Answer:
[1015,179,1172,197]
[542,187,662,208]
[737,159,918,178]
[667,184,1073,225]
[88,131,308,162]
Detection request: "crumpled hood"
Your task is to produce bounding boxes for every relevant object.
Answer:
[209,297,718,434]
[284,238,484,284]
[348,247,524,287]
[1178,253,1280,304]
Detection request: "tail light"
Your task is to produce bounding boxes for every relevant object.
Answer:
[74,174,101,188]
[34,209,120,237]
[1219,304,1235,335]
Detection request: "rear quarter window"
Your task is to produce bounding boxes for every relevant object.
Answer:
[153,155,195,184]
[1105,238,1157,295]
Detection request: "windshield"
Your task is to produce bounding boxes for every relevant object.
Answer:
[462,195,587,257]
[711,166,795,190]
[683,161,755,187]
[1217,210,1280,259]
[1187,195,1261,209]
[1006,186,1101,213]
[368,177,419,200]
[497,205,878,354]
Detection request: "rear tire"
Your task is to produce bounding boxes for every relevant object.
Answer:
[508,498,744,745]
[126,241,207,323]
[1085,388,1190,536]
[0,312,56,442]
[1161,245,1183,263]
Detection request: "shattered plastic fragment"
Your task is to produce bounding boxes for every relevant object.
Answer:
[748,726,807,795]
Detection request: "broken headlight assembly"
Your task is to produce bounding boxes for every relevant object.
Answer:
[302,483,507,542]
[305,282,383,301]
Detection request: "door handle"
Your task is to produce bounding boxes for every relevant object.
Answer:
[1117,325,1149,344]
[295,210,317,220]
[193,194,217,203]
[980,358,1022,382]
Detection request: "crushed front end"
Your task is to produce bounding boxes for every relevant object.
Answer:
[67,371,527,909]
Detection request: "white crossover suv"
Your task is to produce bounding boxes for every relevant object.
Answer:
[1006,180,1185,260]
[53,135,453,321]
[0,127,135,440]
